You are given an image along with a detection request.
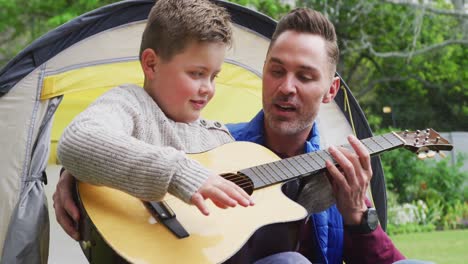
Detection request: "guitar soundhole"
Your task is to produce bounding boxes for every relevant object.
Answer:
[220,173,254,195]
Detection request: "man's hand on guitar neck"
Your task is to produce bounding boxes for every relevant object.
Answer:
[53,169,81,241]
[325,135,373,225]
[191,174,255,216]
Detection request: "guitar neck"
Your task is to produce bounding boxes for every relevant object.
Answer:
[239,132,405,189]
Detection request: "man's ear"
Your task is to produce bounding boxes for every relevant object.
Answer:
[322,76,340,104]
[141,48,159,80]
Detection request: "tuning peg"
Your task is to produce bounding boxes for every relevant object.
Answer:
[438,151,446,158]
[417,152,427,160]
[427,151,436,158]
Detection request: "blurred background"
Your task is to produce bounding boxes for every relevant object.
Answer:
[1,0,467,263]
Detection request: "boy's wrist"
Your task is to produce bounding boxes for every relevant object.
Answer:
[170,158,211,203]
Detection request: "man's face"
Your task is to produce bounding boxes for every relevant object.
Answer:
[262,30,336,135]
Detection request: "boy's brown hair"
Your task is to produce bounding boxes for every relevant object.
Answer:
[270,8,339,74]
[139,0,232,62]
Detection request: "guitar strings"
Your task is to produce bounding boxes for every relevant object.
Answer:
[222,174,253,189]
[224,175,251,185]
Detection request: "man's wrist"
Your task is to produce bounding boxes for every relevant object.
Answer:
[343,204,368,225]
[344,207,379,234]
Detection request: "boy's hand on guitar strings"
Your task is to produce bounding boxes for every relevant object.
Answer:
[191,174,255,216]
[53,169,81,241]
[325,135,372,225]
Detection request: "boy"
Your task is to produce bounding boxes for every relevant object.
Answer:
[57,0,253,217]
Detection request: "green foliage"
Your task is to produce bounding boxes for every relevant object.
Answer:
[386,197,439,235]
[229,0,292,19]
[382,149,467,205]
[383,145,468,232]
[0,0,293,67]
[440,200,468,230]
[0,0,116,67]
[387,222,436,236]
[297,0,468,131]
[387,192,468,234]
[424,198,444,227]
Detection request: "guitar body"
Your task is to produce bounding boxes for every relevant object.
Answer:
[77,142,308,263]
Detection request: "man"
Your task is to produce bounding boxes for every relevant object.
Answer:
[54,7,405,264]
[226,8,404,264]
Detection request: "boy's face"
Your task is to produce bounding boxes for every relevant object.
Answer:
[262,30,339,136]
[143,41,226,123]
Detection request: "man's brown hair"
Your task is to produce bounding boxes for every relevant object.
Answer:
[270,8,339,71]
[139,0,232,62]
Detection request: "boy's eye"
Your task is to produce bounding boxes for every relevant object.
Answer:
[210,74,219,81]
[189,71,204,78]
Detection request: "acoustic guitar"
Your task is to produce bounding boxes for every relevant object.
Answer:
[75,129,452,263]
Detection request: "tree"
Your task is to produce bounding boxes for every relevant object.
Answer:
[0,0,117,67]
[298,0,467,131]
[229,0,292,19]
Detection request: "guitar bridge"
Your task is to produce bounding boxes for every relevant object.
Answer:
[144,201,189,239]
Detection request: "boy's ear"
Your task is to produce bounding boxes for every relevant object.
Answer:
[321,76,340,104]
[141,48,159,80]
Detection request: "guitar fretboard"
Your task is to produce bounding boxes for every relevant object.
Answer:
[239,133,405,189]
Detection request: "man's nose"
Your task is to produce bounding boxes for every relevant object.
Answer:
[278,75,297,95]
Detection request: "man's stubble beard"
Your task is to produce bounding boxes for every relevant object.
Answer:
[264,109,314,136]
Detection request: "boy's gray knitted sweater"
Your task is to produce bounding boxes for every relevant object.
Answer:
[57,84,233,203]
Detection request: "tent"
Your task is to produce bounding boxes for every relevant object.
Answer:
[0,0,387,262]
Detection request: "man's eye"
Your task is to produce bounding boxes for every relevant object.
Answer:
[271,70,283,77]
[298,74,313,82]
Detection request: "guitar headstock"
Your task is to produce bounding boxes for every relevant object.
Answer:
[395,129,453,159]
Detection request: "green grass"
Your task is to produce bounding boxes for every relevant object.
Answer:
[390,229,468,264]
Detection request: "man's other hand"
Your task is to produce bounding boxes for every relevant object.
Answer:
[53,169,81,241]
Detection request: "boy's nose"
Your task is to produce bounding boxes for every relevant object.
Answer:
[199,81,214,95]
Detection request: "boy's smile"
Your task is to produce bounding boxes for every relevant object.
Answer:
[142,41,226,123]
[190,99,208,110]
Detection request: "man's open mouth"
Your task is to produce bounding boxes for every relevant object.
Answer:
[275,104,296,112]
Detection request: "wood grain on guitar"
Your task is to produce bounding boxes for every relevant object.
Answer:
[76,129,452,263]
